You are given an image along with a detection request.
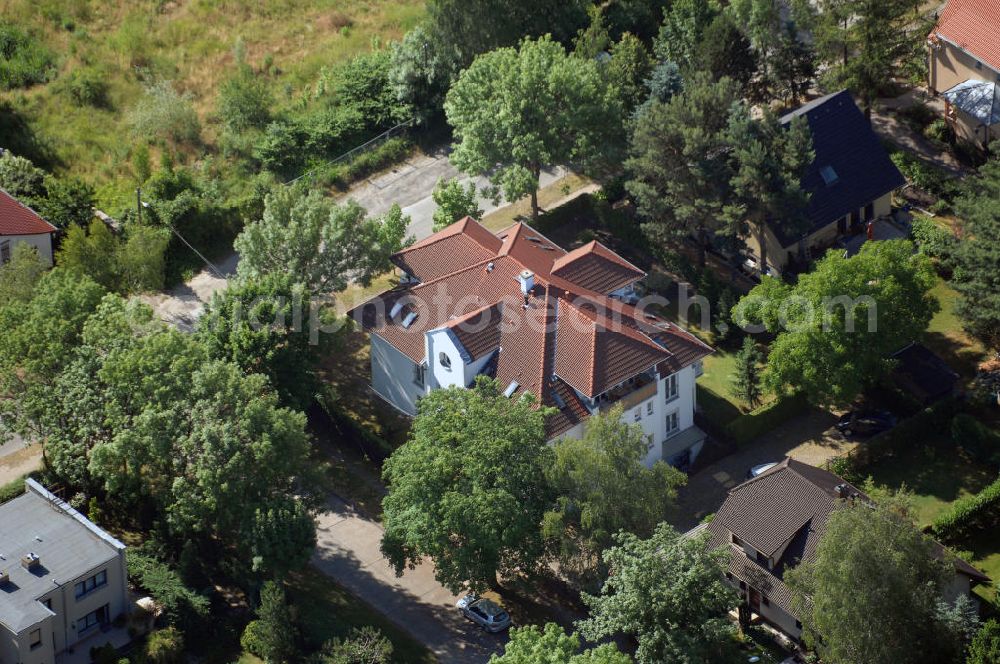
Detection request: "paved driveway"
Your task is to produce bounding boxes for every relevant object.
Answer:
[671,408,852,531]
[313,494,506,664]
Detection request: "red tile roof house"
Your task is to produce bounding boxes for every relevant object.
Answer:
[350,217,715,469]
[695,458,989,642]
[927,0,1000,147]
[0,189,57,267]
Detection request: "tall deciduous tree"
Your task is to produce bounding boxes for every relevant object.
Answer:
[728,107,813,276]
[381,377,554,592]
[733,239,937,405]
[445,36,622,220]
[577,524,739,664]
[490,623,631,663]
[787,490,968,664]
[654,0,721,71]
[951,159,1000,351]
[627,72,742,267]
[431,177,483,231]
[234,186,411,293]
[198,272,338,411]
[1,287,318,582]
[543,406,686,585]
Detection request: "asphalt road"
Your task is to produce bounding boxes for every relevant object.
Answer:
[313,494,506,663]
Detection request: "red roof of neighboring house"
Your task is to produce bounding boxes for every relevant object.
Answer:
[352,217,713,438]
[0,189,57,236]
[931,0,1000,73]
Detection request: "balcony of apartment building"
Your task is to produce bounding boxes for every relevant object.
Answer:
[595,369,659,414]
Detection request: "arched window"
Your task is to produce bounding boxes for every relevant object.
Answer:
[439,352,452,370]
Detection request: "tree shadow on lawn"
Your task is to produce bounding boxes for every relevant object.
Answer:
[862,439,994,520]
[923,330,986,382]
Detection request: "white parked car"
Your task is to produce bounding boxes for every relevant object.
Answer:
[456,595,511,633]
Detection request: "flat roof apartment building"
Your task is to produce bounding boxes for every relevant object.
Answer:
[0,479,128,664]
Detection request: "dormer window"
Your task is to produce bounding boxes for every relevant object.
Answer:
[439,352,452,370]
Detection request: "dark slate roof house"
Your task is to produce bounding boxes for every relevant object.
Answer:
[744,91,906,275]
[704,458,989,641]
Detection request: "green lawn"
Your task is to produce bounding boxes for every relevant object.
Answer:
[697,351,743,427]
[923,279,987,380]
[858,434,994,528]
[857,428,1000,603]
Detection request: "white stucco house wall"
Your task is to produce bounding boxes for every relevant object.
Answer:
[0,479,130,664]
[352,217,714,470]
[0,189,57,268]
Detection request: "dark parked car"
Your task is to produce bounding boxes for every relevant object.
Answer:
[836,410,897,438]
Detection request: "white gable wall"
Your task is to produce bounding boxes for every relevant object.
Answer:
[0,233,53,267]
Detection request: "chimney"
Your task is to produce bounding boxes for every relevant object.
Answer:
[486,261,495,273]
[517,269,534,296]
[834,484,849,499]
[0,571,8,585]
[21,552,40,570]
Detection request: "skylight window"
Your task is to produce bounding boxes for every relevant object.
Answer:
[401,311,417,328]
[503,381,519,398]
[820,165,839,186]
[389,302,404,319]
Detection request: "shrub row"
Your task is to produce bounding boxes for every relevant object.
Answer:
[313,136,414,190]
[933,475,1000,543]
[725,395,809,446]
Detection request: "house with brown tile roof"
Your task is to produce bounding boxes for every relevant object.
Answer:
[702,458,990,641]
[0,189,57,268]
[351,217,714,468]
[928,0,1000,147]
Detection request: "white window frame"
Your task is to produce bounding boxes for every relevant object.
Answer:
[29,628,41,650]
[664,373,679,403]
[438,352,452,371]
[665,410,680,438]
[413,362,426,387]
[633,407,641,422]
[646,401,654,416]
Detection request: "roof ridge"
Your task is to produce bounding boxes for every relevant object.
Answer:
[0,187,58,235]
[395,216,496,255]
[443,300,503,329]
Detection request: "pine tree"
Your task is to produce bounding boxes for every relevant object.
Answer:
[255,581,296,664]
[730,336,764,410]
